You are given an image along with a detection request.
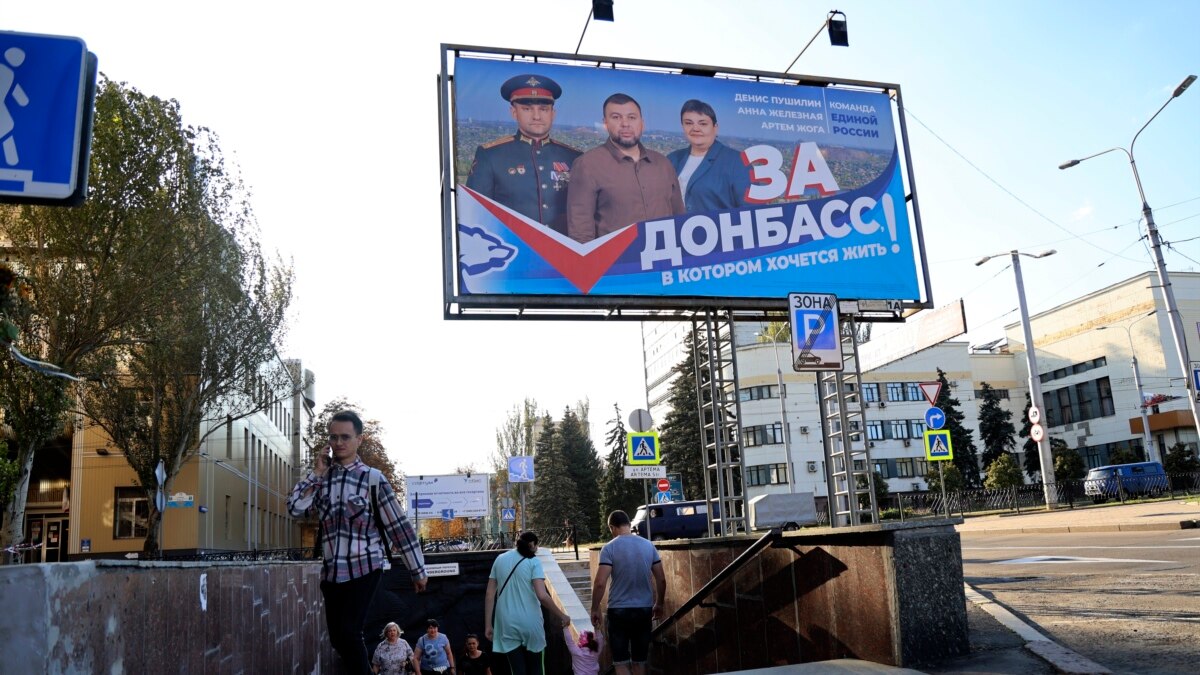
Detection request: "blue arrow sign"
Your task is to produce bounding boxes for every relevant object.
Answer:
[441,509,455,521]
[413,498,434,509]
[500,508,516,522]
[0,31,95,202]
[925,407,945,430]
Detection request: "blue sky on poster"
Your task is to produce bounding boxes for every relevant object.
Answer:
[6,1,1199,477]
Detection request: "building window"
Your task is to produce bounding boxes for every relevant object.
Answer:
[974,388,1010,399]
[853,459,866,471]
[739,384,778,402]
[866,421,884,440]
[114,487,149,539]
[914,459,928,477]
[1057,388,1074,424]
[873,460,890,478]
[742,423,783,447]
[1098,377,1114,416]
[906,382,923,401]
[746,463,788,486]
[889,420,909,439]
[910,420,927,437]
[886,382,904,401]
[896,459,914,478]
[863,383,880,402]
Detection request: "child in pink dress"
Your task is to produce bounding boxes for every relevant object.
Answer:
[563,626,603,675]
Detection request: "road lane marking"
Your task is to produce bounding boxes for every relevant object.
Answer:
[964,545,1200,549]
[993,555,1172,564]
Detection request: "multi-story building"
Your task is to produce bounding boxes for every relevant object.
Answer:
[21,360,315,562]
[641,271,1199,506]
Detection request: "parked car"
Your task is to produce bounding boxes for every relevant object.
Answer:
[1083,461,1168,502]
[631,500,720,540]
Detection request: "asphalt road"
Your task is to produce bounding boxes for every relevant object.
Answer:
[962,530,1200,675]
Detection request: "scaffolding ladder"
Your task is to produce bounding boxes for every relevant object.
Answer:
[820,315,879,527]
[691,309,747,536]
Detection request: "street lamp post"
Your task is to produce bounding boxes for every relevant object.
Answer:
[756,326,795,493]
[976,249,1058,507]
[1097,310,1159,462]
[1061,74,1199,440]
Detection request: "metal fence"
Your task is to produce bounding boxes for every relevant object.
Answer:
[145,525,583,562]
[880,470,1200,521]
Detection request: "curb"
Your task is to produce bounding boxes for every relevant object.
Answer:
[958,519,1198,535]
[963,583,1112,674]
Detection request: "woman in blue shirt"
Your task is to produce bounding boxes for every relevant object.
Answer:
[484,532,572,675]
[667,99,752,212]
[415,619,454,674]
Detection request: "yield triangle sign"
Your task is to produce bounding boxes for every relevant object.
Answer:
[919,382,942,406]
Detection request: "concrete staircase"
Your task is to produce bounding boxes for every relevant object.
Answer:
[559,558,593,610]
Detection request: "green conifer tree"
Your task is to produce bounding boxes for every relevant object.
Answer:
[528,414,575,533]
[599,404,642,536]
[933,368,982,487]
[977,382,1017,469]
[558,407,602,540]
[660,331,705,501]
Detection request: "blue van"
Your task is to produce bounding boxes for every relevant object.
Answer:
[1083,461,1168,502]
[631,500,719,540]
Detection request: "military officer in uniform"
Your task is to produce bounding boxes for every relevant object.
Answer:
[466,74,581,234]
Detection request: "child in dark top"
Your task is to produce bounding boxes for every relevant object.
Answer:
[460,634,490,675]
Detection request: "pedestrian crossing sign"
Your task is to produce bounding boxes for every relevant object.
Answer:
[627,431,661,465]
[924,429,954,461]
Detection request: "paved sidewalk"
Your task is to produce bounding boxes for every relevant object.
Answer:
[954,498,1200,534]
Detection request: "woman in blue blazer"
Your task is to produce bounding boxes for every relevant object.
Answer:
[667,99,752,212]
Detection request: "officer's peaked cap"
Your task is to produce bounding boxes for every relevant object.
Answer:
[501,74,562,104]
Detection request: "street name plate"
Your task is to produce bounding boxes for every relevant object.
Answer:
[624,465,667,480]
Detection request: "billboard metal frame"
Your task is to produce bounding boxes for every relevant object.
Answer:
[440,44,933,322]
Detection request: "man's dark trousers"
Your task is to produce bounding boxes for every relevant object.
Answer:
[321,568,383,674]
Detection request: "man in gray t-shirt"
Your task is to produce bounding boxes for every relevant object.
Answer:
[591,510,666,675]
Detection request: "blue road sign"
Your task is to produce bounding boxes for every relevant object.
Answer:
[441,508,455,521]
[653,491,672,504]
[0,32,92,201]
[501,508,516,522]
[627,431,661,465]
[925,407,946,430]
[508,456,535,483]
[413,498,434,509]
[666,472,685,502]
[923,429,954,462]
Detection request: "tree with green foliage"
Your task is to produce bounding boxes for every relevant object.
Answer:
[857,470,890,512]
[924,463,964,493]
[528,414,576,533]
[977,383,1017,469]
[304,397,403,496]
[1052,441,1087,481]
[492,398,539,531]
[557,407,601,540]
[1018,393,1044,480]
[599,404,641,536]
[2,78,265,562]
[1106,445,1141,466]
[1164,443,1200,474]
[984,453,1025,489]
[659,331,705,501]
[933,368,981,487]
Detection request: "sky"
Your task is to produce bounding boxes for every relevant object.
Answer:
[6,1,1199,477]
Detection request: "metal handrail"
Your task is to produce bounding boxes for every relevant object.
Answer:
[651,525,789,639]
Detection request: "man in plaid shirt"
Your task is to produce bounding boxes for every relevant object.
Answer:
[288,410,427,674]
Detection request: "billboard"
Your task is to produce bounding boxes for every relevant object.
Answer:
[407,473,490,519]
[442,46,931,318]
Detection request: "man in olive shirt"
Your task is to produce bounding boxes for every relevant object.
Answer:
[567,93,685,244]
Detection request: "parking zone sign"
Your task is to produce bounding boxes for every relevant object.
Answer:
[788,293,842,371]
[627,431,661,465]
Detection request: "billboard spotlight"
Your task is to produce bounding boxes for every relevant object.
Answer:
[593,0,614,22]
[828,10,849,47]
